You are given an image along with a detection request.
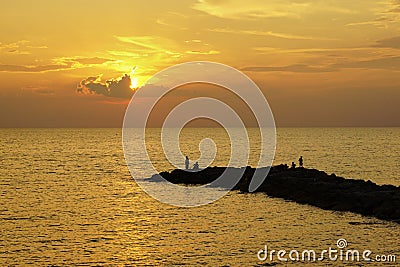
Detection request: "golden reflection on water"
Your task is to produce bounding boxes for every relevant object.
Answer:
[0,128,399,266]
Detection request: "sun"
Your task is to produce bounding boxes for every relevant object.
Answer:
[130,77,139,89]
[129,67,139,89]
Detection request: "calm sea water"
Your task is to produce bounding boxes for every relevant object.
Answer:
[0,128,399,266]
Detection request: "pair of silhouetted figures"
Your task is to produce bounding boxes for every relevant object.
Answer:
[291,156,303,168]
[185,156,199,170]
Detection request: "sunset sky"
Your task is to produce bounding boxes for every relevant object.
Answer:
[1,0,399,127]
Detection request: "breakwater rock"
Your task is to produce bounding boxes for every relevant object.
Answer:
[148,165,400,223]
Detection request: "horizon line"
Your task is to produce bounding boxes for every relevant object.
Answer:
[0,126,399,129]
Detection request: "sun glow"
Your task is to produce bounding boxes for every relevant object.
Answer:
[130,77,138,89]
[129,67,139,89]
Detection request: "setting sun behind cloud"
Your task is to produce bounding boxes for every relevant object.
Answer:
[129,67,139,89]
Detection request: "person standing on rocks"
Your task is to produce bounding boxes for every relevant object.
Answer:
[185,156,189,170]
[299,156,303,167]
[193,161,199,170]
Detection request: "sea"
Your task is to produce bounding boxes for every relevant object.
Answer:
[0,128,399,266]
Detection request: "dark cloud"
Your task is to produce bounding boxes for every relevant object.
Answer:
[21,86,55,96]
[0,40,47,55]
[373,36,400,49]
[0,57,113,73]
[387,0,400,13]
[77,74,135,98]
[241,64,336,73]
[74,57,114,64]
[242,56,400,73]
[389,7,400,12]
[0,63,73,72]
[33,88,55,96]
[332,56,400,70]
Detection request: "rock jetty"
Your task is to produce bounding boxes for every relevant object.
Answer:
[149,165,400,223]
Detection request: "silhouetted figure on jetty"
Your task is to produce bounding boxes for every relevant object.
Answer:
[193,162,199,170]
[185,156,189,170]
[299,156,303,167]
[284,164,288,169]
[291,162,296,169]
[277,163,289,171]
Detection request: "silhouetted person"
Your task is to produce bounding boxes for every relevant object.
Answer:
[291,162,296,169]
[185,156,189,170]
[193,161,199,170]
[283,163,289,169]
[299,156,303,167]
[277,164,289,171]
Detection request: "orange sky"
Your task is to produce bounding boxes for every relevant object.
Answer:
[0,0,399,127]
